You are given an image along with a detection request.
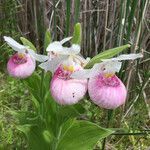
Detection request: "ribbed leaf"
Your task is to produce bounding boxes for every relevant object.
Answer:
[85,44,131,68]
[44,29,51,51]
[20,37,36,51]
[56,120,114,150]
[56,104,85,126]
[17,125,52,150]
[24,73,42,103]
[72,23,82,45]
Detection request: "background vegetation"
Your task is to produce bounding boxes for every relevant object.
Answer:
[0,0,150,149]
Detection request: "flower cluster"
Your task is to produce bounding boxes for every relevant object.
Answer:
[4,36,143,109]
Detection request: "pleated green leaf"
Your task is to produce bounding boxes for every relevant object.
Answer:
[85,44,131,68]
[72,23,82,45]
[44,29,51,51]
[57,120,114,150]
[17,125,52,150]
[20,37,36,51]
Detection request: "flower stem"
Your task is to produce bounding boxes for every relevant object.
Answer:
[102,109,114,150]
[40,70,45,119]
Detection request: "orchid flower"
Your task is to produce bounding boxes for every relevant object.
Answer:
[71,53,143,109]
[50,61,88,105]
[39,37,89,105]
[4,36,49,78]
[39,37,90,73]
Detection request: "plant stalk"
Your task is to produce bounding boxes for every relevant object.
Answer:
[102,109,113,150]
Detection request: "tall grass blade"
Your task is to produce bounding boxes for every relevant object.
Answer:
[65,0,71,36]
[72,23,82,45]
[126,0,138,42]
[74,0,80,24]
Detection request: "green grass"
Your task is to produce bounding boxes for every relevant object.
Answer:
[0,73,32,149]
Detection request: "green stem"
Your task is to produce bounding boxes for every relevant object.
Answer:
[40,70,45,119]
[112,132,150,136]
[102,109,113,150]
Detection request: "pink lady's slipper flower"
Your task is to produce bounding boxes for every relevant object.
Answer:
[51,59,88,105]
[71,53,143,109]
[4,36,49,78]
[39,38,89,105]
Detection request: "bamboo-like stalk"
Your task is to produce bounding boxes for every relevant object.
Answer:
[74,0,80,24]
[126,0,149,92]
[109,0,116,48]
[33,0,39,50]
[53,0,57,40]
[65,0,71,36]
[103,0,109,50]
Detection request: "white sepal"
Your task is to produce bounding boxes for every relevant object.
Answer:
[60,37,72,44]
[71,63,101,79]
[46,37,72,52]
[100,61,122,74]
[62,44,80,55]
[75,55,90,66]
[71,69,94,79]
[39,55,68,73]
[102,53,143,61]
[39,60,52,72]
[46,41,63,52]
[28,49,49,62]
[71,61,122,79]
[46,36,80,55]
[4,36,26,53]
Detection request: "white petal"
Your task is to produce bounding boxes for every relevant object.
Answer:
[100,61,122,73]
[71,69,93,79]
[71,61,122,79]
[60,37,72,44]
[34,54,49,62]
[62,44,80,55]
[74,55,90,66]
[71,63,101,79]
[102,53,143,61]
[28,49,49,62]
[46,41,63,52]
[71,44,80,54]
[39,61,51,72]
[39,56,68,73]
[4,36,26,53]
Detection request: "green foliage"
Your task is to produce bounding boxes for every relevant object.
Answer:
[85,44,131,68]
[57,120,113,150]
[66,0,71,36]
[44,30,52,51]
[20,37,36,51]
[0,73,30,148]
[72,23,82,45]
[10,70,113,150]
